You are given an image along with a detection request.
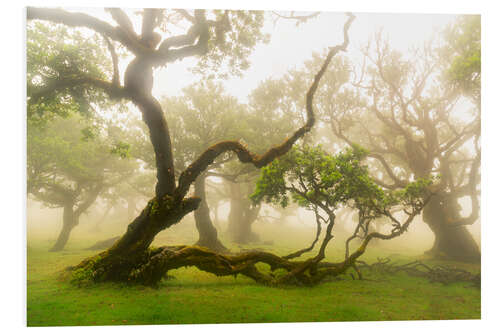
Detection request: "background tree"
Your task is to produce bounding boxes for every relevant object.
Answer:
[254,17,481,262]
[27,21,136,251]
[223,75,310,244]
[325,29,480,262]
[441,15,480,106]
[27,115,136,251]
[162,80,246,251]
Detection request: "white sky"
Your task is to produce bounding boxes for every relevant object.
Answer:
[154,12,456,101]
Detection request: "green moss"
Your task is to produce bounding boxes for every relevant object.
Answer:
[70,255,103,286]
[148,195,176,219]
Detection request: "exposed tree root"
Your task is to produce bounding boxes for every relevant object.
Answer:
[356,258,480,288]
[70,244,362,287]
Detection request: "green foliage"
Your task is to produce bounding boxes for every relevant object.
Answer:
[162,80,247,171]
[252,145,430,216]
[192,10,270,78]
[441,15,481,101]
[27,114,137,208]
[27,22,113,123]
[110,142,131,159]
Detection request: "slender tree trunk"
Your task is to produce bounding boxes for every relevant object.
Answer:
[194,174,227,252]
[227,181,243,238]
[423,196,480,263]
[50,202,78,252]
[227,181,261,244]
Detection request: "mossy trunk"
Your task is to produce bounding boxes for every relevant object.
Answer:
[194,174,227,252]
[73,196,200,282]
[50,202,78,252]
[423,196,480,263]
[227,181,261,244]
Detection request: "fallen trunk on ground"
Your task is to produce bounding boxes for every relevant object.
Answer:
[356,257,480,288]
[69,229,386,287]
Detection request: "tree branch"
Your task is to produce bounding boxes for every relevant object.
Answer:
[103,36,120,87]
[174,13,356,201]
[27,7,148,56]
[28,76,127,104]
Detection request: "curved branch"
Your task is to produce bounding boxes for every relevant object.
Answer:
[271,11,321,25]
[74,184,103,217]
[369,153,408,188]
[28,76,127,104]
[154,10,209,66]
[27,7,148,56]
[174,13,356,200]
[105,8,137,38]
[103,36,120,87]
[283,206,323,260]
[450,149,480,227]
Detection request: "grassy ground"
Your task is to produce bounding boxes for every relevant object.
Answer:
[26,227,481,326]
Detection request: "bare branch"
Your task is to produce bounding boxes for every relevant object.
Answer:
[272,11,321,25]
[105,8,138,38]
[154,9,209,66]
[103,36,120,87]
[282,206,323,260]
[174,13,356,201]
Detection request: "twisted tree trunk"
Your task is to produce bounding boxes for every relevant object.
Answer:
[423,196,480,263]
[227,181,261,244]
[194,174,227,252]
[50,184,103,251]
[50,201,78,252]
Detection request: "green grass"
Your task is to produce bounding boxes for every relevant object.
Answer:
[26,234,480,326]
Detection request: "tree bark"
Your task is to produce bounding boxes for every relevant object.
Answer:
[227,181,261,244]
[194,174,228,252]
[50,201,78,252]
[422,195,480,263]
[126,57,176,198]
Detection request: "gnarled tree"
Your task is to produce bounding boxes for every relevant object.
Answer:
[325,28,480,262]
[27,115,136,251]
[28,7,356,285]
[257,18,481,262]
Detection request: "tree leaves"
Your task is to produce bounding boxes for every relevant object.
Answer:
[252,144,430,216]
